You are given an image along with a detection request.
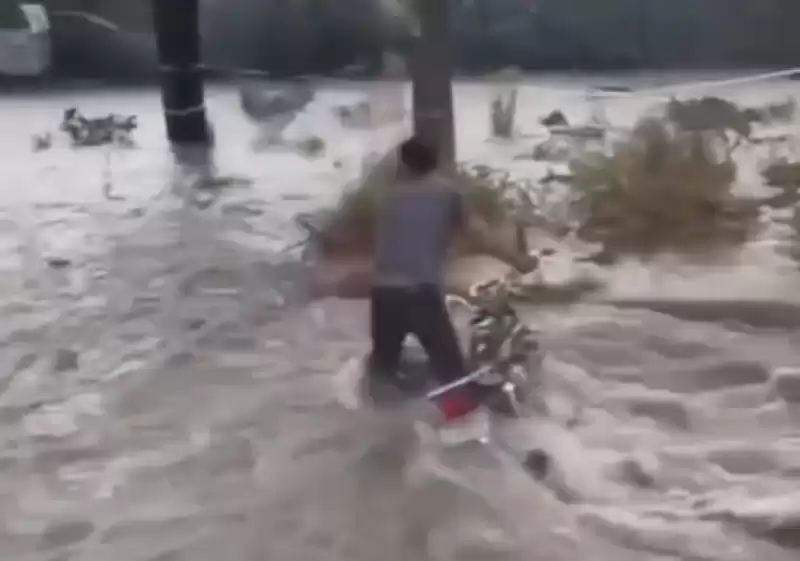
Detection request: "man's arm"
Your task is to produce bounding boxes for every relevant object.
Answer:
[451,190,538,273]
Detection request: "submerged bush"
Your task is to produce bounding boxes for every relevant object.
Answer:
[490,91,518,139]
[488,67,521,139]
[664,96,751,150]
[296,135,326,158]
[570,117,757,252]
[746,97,797,125]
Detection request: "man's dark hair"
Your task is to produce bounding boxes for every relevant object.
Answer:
[399,137,438,175]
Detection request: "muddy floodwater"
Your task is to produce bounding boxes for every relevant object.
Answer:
[1,75,800,561]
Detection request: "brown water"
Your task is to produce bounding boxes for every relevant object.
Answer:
[0,77,799,560]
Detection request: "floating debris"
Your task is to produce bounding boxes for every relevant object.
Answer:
[31,131,52,152]
[60,107,138,148]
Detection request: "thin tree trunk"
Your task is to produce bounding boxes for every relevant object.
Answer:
[410,0,455,167]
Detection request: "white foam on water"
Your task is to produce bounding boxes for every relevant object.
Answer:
[1,77,799,561]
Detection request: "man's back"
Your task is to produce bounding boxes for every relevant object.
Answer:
[374,176,461,287]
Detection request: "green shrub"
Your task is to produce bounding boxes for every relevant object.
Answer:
[570,117,756,252]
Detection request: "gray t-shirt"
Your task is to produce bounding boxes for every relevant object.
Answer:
[374,175,465,287]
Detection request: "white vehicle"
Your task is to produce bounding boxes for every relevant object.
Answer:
[0,3,49,77]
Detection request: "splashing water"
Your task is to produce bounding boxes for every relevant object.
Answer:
[0,77,799,561]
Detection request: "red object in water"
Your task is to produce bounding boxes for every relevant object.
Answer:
[436,389,479,421]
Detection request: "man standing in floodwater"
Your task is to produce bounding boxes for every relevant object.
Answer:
[370,136,537,420]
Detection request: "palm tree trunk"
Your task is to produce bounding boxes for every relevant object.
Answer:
[410,0,455,166]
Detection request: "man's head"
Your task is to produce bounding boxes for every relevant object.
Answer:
[398,137,438,177]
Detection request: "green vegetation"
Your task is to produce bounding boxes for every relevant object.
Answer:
[570,117,757,252]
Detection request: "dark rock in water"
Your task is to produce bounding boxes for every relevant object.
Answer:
[14,353,37,373]
[540,110,569,128]
[596,85,632,93]
[760,524,800,550]
[706,445,779,476]
[618,455,657,488]
[53,348,79,372]
[45,256,71,269]
[185,318,206,331]
[39,519,95,549]
[32,132,52,152]
[577,247,618,266]
[625,395,692,431]
[523,448,550,480]
[772,366,800,403]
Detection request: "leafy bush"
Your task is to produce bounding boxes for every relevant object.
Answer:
[570,117,757,252]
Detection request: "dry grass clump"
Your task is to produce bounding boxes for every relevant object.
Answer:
[570,117,757,252]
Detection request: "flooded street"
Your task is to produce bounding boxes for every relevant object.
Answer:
[1,77,799,560]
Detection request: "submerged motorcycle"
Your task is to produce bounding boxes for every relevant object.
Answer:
[336,271,581,479]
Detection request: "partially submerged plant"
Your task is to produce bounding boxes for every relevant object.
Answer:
[296,135,326,158]
[664,96,752,151]
[745,97,797,125]
[455,164,533,223]
[488,67,521,139]
[570,117,756,252]
[540,110,569,128]
[490,91,517,139]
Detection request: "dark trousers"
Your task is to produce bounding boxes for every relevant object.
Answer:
[370,284,467,386]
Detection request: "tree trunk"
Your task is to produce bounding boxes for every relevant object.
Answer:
[410,0,455,167]
[151,0,213,168]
